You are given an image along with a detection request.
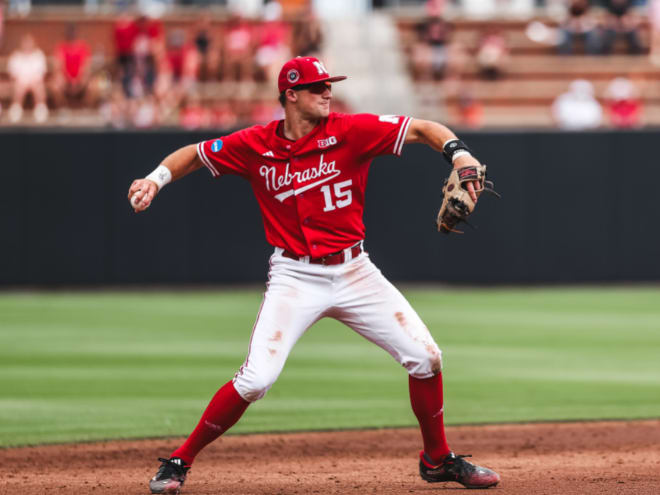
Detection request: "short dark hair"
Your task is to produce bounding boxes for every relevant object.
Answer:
[278,91,287,107]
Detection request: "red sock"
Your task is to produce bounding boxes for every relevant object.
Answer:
[171,380,249,465]
[409,373,451,463]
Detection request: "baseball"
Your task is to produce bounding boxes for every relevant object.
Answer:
[131,192,146,209]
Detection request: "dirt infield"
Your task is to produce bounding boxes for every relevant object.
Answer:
[1,420,659,494]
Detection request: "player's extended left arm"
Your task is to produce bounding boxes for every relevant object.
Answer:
[404,118,481,202]
[128,144,204,213]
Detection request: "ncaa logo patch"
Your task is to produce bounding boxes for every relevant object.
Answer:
[211,139,223,152]
[287,69,300,84]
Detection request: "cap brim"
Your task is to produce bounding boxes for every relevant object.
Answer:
[313,75,348,84]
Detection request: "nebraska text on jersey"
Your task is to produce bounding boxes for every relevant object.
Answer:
[196,113,411,258]
[260,154,340,202]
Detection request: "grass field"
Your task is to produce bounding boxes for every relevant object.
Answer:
[1,287,659,448]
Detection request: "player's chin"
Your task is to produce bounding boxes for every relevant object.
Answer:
[318,105,330,117]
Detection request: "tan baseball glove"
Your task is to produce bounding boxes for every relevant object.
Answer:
[437,164,500,234]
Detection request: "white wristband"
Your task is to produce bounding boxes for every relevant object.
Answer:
[145,165,172,191]
[451,150,471,162]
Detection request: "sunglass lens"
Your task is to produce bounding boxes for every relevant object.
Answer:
[311,82,331,94]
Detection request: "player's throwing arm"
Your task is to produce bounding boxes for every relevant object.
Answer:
[128,144,203,212]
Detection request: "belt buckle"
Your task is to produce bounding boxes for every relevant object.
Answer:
[321,250,343,265]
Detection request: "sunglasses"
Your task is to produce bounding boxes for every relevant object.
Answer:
[293,81,332,94]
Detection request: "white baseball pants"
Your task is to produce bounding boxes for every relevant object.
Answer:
[233,248,443,402]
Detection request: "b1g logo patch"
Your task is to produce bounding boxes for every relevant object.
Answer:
[211,139,223,152]
[287,69,300,84]
[317,136,337,149]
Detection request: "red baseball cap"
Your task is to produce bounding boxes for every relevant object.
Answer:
[278,57,347,93]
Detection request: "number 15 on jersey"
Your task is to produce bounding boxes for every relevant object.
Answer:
[321,179,353,212]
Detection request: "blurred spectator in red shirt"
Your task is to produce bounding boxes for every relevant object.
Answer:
[114,13,137,63]
[114,13,138,95]
[165,29,199,85]
[255,1,290,83]
[7,33,48,123]
[51,24,92,110]
[605,76,642,128]
[292,5,323,56]
[129,15,162,97]
[115,14,162,98]
[222,14,254,81]
[154,28,199,118]
[138,14,163,41]
[476,29,509,80]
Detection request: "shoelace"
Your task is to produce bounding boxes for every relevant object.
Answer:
[448,454,476,476]
[155,458,187,478]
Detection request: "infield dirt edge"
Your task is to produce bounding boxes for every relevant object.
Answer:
[1,419,659,494]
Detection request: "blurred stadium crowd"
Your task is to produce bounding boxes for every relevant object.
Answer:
[402,0,656,128]
[0,1,328,127]
[1,0,659,129]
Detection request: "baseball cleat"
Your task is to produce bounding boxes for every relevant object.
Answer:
[419,451,500,489]
[149,457,190,494]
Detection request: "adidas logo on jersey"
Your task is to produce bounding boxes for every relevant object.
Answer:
[262,150,275,157]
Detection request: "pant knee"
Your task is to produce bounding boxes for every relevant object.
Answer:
[405,346,443,379]
[232,370,277,403]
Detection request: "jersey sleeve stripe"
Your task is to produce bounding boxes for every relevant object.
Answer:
[197,142,220,177]
[392,117,408,155]
[394,116,412,156]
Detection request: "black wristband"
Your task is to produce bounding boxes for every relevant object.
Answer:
[442,139,472,165]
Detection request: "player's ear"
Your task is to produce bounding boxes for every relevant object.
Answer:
[286,89,298,104]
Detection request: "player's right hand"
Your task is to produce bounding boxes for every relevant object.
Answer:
[128,179,159,212]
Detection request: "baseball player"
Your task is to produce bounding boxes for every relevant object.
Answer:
[129,56,500,494]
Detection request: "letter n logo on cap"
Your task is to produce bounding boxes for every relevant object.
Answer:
[312,60,328,75]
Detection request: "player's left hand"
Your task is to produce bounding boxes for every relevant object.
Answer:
[436,163,500,234]
[128,179,159,212]
[452,155,483,203]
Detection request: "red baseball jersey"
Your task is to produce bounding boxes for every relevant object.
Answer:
[196,112,412,258]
